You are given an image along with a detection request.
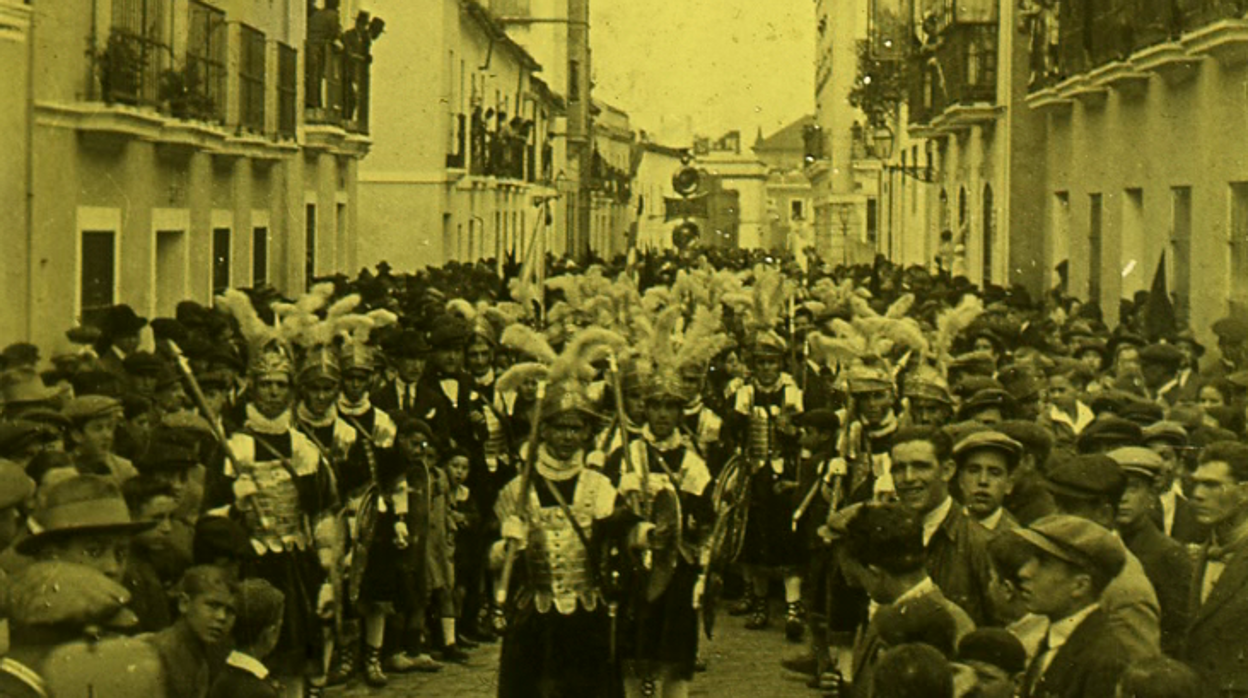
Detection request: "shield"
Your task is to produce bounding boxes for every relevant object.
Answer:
[707,454,750,568]
[644,487,684,602]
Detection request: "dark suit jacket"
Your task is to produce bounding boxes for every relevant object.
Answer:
[927,504,997,626]
[1169,496,1210,545]
[1027,609,1130,698]
[1122,519,1193,656]
[1184,540,1248,696]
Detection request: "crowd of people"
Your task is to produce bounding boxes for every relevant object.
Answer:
[0,246,1246,698]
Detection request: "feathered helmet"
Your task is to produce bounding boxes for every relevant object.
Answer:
[214,289,299,381]
[636,305,732,404]
[339,306,398,376]
[722,264,794,358]
[810,291,930,395]
[903,363,954,405]
[261,284,398,385]
[496,324,626,421]
[445,298,525,347]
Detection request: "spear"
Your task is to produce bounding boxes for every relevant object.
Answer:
[495,381,546,609]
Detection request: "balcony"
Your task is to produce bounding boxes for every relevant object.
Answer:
[305,42,371,135]
[463,109,538,183]
[907,23,999,132]
[1027,0,1248,94]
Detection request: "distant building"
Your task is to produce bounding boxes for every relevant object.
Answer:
[754,117,815,253]
[4,0,370,351]
[697,131,767,249]
[588,99,636,259]
[632,137,688,250]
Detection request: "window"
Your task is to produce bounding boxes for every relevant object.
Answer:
[277,43,297,138]
[336,202,348,270]
[1230,183,1248,315]
[81,231,116,318]
[1122,188,1145,298]
[185,0,226,121]
[1171,187,1192,325]
[1052,192,1071,290]
[239,24,266,133]
[1089,193,1103,304]
[106,0,168,105]
[790,199,804,221]
[253,227,268,286]
[866,197,878,244]
[982,184,994,284]
[212,227,231,293]
[305,203,317,287]
[569,60,580,101]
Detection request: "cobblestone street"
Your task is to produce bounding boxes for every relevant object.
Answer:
[334,604,841,697]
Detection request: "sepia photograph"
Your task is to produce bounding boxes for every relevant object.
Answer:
[1,0,1246,696]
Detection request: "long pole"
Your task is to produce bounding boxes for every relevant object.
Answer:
[495,382,546,608]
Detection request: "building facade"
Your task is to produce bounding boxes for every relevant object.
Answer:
[8,0,369,352]
[1023,0,1248,334]
[754,117,815,254]
[632,137,688,250]
[904,0,1046,290]
[358,0,559,273]
[588,99,636,259]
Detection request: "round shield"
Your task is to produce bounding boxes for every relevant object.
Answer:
[645,487,684,602]
[711,454,749,515]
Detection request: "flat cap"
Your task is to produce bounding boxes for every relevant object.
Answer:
[1076,415,1143,453]
[953,430,1023,468]
[795,408,840,433]
[956,628,1028,675]
[1139,343,1185,367]
[0,458,35,510]
[1107,446,1166,479]
[135,436,200,473]
[1212,315,1248,343]
[1141,420,1187,447]
[61,395,122,422]
[0,419,62,456]
[1045,454,1126,500]
[997,420,1056,454]
[1117,399,1164,427]
[428,316,472,349]
[1014,514,1126,581]
[957,388,1018,421]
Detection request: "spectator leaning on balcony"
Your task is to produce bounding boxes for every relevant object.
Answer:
[306,0,342,109]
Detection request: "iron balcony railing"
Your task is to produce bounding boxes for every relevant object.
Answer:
[907,22,998,125]
[1029,0,1248,90]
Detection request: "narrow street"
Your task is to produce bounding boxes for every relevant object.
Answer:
[335,605,843,697]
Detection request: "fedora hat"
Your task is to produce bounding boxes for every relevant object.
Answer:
[99,304,148,339]
[17,475,154,554]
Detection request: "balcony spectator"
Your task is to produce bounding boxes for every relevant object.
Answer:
[470,106,487,175]
[306,0,342,109]
[344,11,382,124]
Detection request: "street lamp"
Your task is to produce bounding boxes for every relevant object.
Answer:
[870,124,895,161]
[835,203,853,266]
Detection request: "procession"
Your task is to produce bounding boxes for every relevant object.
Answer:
[10,0,1248,695]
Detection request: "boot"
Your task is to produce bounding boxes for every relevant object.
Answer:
[362,644,387,688]
[785,601,806,643]
[728,590,757,617]
[744,597,769,630]
[326,640,357,686]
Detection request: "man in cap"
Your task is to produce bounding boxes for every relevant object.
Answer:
[1184,441,1248,696]
[1075,415,1142,454]
[1043,455,1161,661]
[63,394,137,484]
[1138,343,1187,405]
[1141,421,1207,543]
[957,388,1019,426]
[996,421,1059,527]
[839,503,974,698]
[1107,447,1192,655]
[122,351,164,397]
[953,431,1023,533]
[1012,515,1130,698]
[371,328,430,415]
[954,628,1027,698]
[1208,314,1248,379]
[93,303,148,380]
[901,366,955,428]
[0,459,34,553]
[17,475,155,582]
[418,315,478,453]
[888,426,996,626]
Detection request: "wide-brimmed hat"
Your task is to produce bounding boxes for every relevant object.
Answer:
[17,475,155,554]
[99,304,148,339]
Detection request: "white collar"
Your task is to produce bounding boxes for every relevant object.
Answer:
[923,496,954,546]
[475,369,495,387]
[893,576,937,606]
[225,650,270,680]
[337,395,373,417]
[971,506,1005,531]
[245,404,292,434]
[642,425,684,452]
[1047,603,1100,651]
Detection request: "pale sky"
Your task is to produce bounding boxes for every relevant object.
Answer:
[590,0,816,146]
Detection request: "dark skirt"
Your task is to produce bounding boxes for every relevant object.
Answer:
[740,466,804,568]
[617,561,700,680]
[498,597,619,698]
[357,510,403,609]
[245,549,325,676]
